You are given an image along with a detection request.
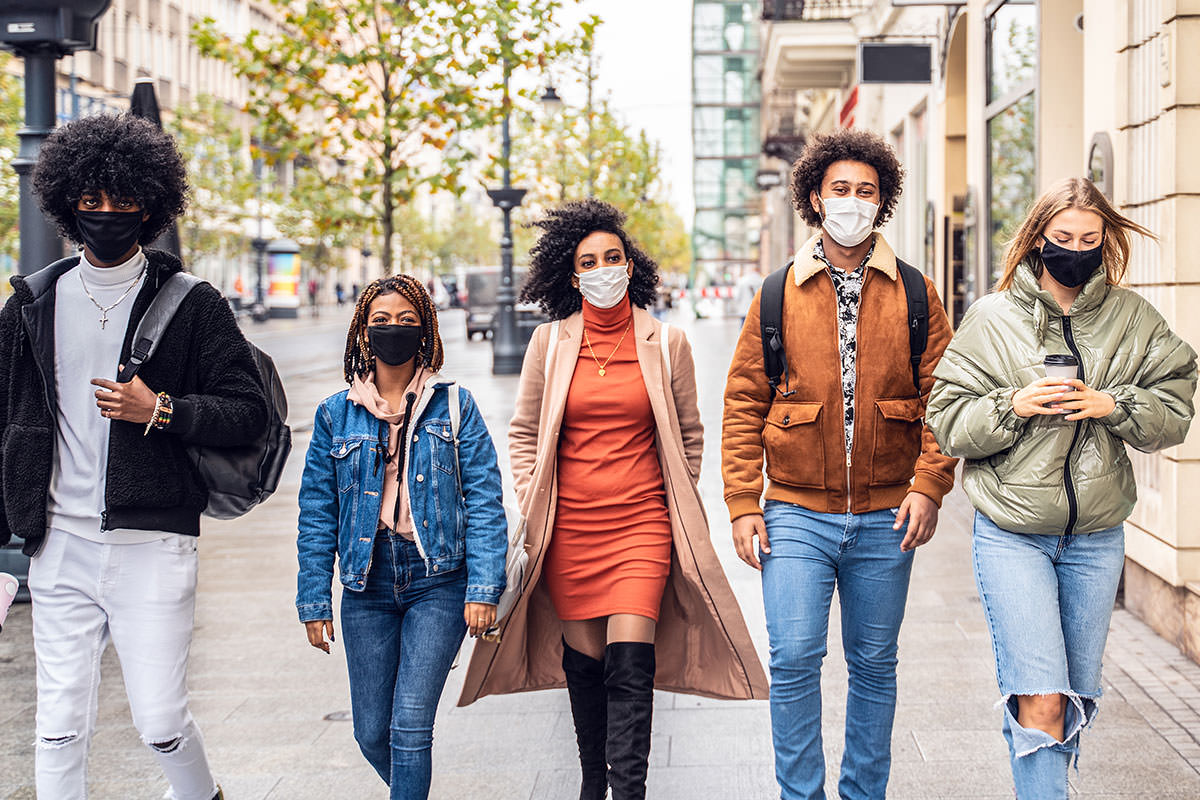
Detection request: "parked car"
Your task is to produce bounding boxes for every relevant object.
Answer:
[458,265,544,340]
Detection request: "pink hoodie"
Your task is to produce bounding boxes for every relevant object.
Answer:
[346,367,432,539]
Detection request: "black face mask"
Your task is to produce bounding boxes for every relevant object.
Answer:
[76,210,145,264]
[1040,237,1103,288]
[367,324,422,366]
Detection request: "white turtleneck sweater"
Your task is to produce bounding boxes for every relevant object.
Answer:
[47,249,165,544]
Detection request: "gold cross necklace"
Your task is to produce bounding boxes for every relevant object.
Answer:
[583,320,631,377]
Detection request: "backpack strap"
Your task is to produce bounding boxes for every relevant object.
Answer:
[759,260,793,400]
[895,259,929,395]
[448,384,462,491]
[116,272,203,383]
[659,322,672,384]
[547,319,561,361]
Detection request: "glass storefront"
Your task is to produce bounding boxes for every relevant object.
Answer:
[984,0,1037,288]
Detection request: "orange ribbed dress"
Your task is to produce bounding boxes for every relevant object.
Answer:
[545,297,672,622]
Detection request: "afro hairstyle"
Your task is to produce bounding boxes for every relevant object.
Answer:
[520,198,660,320]
[32,113,188,247]
[789,128,905,229]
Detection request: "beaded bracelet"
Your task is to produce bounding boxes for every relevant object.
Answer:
[143,393,173,436]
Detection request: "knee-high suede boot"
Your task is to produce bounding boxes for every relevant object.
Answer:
[604,642,655,800]
[562,639,608,800]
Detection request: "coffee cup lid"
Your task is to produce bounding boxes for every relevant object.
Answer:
[1044,354,1078,367]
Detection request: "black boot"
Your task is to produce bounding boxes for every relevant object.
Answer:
[604,642,655,800]
[563,639,608,800]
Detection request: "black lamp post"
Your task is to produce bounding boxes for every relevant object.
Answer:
[488,58,527,375]
[0,1,112,276]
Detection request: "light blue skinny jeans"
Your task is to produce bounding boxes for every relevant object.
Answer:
[761,500,915,800]
[972,511,1125,800]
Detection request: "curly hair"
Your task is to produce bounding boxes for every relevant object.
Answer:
[789,129,905,229]
[31,113,188,247]
[521,199,660,320]
[344,275,444,382]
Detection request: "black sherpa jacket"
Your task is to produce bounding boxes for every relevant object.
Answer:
[0,249,268,556]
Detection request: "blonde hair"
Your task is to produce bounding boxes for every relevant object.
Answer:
[995,177,1155,291]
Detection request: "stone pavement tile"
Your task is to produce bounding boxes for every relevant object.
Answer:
[909,729,1009,762]
[886,758,1014,797]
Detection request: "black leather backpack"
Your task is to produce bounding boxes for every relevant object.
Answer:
[117,273,291,519]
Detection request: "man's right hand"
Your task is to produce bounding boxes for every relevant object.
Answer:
[732,514,770,571]
[304,619,335,654]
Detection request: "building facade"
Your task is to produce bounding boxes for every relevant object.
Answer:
[693,1,763,285]
[759,0,1200,662]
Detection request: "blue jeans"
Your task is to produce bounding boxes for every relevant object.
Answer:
[761,501,915,800]
[972,511,1124,800]
[340,534,467,800]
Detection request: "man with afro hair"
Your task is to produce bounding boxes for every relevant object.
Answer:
[721,128,957,799]
[0,113,268,800]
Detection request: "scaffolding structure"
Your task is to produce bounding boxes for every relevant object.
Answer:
[692,1,761,283]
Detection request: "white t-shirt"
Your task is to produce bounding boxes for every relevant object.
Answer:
[47,249,167,544]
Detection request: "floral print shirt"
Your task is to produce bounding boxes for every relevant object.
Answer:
[813,236,876,459]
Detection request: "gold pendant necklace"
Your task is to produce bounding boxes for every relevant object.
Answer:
[583,320,631,377]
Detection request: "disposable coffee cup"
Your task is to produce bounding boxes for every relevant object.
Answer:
[0,572,17,634]
[1044,354,1079,382]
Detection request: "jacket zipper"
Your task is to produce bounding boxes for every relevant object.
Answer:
[1061,316,1085,536]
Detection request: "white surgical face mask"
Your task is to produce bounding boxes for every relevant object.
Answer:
[577,262,631,309]
[819,195,879,247]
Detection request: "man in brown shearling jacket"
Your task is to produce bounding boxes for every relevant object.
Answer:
[721,129,957,800]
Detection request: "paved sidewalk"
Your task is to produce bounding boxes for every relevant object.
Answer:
[3,312,1200,798]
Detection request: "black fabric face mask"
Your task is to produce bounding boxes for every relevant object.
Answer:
[1040,237,1103,288]
[367,324,422,366]
[76,210,145,264]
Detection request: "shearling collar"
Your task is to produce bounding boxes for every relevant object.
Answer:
[791,232,898,285]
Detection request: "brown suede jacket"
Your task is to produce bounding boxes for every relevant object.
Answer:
[722,232,957,521]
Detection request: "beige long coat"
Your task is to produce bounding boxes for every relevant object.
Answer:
[459,305,768,705]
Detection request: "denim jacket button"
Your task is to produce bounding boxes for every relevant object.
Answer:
[433,564,439,572]
[416,474,425,483]
[422,520,428,528]
[412,434,418,443]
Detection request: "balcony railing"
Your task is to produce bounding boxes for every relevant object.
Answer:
[762,91,808,162]
[761,0,875,21]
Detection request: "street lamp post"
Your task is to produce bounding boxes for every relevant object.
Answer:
[488,58,527,376]
[0,1,112,275]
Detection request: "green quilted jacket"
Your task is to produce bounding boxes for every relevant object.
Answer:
[926,260,1197,535]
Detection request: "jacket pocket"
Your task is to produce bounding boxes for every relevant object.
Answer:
[423,421,457,476]
[870,397,923,486]
[763,401,825,489]
[330,438,364,494]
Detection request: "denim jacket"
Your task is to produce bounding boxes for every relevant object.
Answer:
[296,377,508,622]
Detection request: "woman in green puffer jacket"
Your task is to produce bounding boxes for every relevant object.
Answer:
[927,177,1196,800]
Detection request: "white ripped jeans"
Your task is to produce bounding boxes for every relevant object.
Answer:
[28,529,218,800]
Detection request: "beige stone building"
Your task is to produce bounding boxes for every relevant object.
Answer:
[759,0,1200,661]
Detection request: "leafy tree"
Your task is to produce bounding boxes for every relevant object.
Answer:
[503,100,692,274]
[0,53,21,264]
[166,93,258,269]
[194,0,582,274]
[274,159,371,268]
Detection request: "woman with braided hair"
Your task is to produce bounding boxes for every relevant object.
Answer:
[295,275,508,800]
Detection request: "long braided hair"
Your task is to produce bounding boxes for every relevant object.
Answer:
[343,275,444,383]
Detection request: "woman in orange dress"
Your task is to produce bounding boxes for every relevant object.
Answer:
[458,200,767,800]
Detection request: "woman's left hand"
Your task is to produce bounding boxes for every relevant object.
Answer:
[465,602,497,637]
[91,369,158,423]
[1056,379,1116,421]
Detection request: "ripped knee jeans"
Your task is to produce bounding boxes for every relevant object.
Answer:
[29,530,217,800]
[972,511,1124,800]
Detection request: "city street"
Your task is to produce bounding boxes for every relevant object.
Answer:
[2,307,1200,799]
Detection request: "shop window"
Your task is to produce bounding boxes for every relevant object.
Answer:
[987,92,1036,286]
[984,0,1037,292]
